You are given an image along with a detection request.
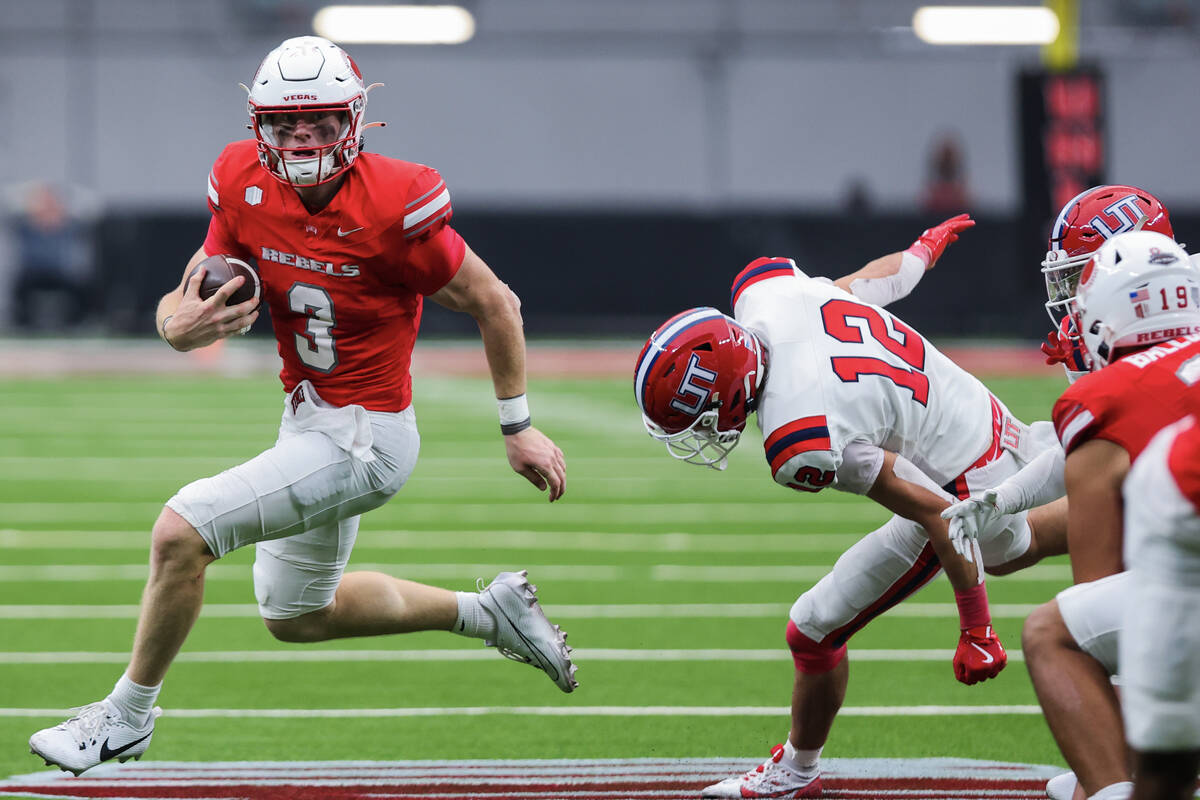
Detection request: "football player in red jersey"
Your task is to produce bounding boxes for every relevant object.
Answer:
[1017,231,1200,800]
[1121,417,1200,800]
[28,36,574,777]
[938,189,1189,800]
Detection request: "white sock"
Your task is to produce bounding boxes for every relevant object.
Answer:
[106,671,161,727]
[1088,782,1133,800]
[454,591,497,640]
[782,740,821,772]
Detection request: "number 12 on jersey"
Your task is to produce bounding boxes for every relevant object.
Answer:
[820,299,930,405]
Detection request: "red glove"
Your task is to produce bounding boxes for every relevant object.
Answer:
[906,213,975,268]
[1040,316,1089,370]
[954,625,1007,685]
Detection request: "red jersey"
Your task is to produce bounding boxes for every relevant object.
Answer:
[203,140,466,411]
[1053,334,1200,459]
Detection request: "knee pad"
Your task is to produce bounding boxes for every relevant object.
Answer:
[786,619,846,674]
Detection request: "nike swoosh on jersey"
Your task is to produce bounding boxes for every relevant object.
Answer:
[337,226,364,237]
[99,730,153,762]
[968,641,995,664]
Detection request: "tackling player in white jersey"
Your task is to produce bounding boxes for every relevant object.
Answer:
[635,225,1066,799]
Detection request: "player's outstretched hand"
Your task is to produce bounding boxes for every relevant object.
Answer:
[164,265,260,351]
[505,427,566,502]
[940,488,1002,561]
[953,624,1007,685]
[908,213,975,269]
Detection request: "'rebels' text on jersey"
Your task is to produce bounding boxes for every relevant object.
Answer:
[1053,333,1200,460]
[202,140,466,412]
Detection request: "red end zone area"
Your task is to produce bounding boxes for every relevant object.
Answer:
[0,757,1061,799]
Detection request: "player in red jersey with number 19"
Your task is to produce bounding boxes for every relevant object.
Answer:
[29,36,575,777]
[1020,231,1200,800]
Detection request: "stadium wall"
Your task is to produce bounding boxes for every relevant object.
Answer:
[89,209,1200,340]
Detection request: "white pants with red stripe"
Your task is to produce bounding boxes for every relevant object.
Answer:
[790,449,1032,647]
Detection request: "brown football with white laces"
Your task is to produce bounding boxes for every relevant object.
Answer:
[187,254,260,306]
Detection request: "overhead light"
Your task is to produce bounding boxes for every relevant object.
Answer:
[313,5,475,45]
[913,6,1060,45]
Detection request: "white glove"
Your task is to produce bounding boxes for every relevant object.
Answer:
[941,488,1003,560]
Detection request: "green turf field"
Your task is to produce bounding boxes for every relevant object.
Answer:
[0,369,1071,783]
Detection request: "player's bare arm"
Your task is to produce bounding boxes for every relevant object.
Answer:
[155,246,259,351]
[429,244,566,501]
[1064,438,1130,583]
[866,451,979,590]
[833,213,974,304]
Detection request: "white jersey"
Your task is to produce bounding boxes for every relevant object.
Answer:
[731,259,997,493]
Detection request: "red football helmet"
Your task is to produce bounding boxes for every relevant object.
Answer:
[634,307,767,470]
[1042,185,1173,325]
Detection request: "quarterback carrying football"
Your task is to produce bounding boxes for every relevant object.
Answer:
[635,222,1068,799]
[29,36,574,776]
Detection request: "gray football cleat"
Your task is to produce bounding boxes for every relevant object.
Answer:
[477,570,578,693]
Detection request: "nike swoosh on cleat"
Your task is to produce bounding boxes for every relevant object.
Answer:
[99,730,152,762]
[337,226,364,237]
[969,642,995,664]
[494,598,562,682]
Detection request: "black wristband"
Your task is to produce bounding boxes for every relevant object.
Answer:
[501,417,532,436]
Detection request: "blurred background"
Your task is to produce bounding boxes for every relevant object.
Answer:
[0,0,1197,341]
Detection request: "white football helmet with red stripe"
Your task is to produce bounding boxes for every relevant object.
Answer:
[246,36,374,187]
[634,308,767,470]
[1072,231,1200,370]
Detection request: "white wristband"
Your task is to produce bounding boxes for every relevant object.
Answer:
[498,393,531,435]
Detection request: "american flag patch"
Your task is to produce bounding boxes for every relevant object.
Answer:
[1130,284,1151,318]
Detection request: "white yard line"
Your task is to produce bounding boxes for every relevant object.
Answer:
[0,562,1072,582]
[0,705,1044,719]
[0,501,888,525]
[0,601,1043,619]
[0,528,866,553]
[0,648,1026,664]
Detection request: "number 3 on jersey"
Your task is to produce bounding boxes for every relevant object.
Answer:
[289,283,338,373]
[820,299,929,405]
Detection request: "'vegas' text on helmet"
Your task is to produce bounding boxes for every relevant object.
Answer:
[245,36,377,188]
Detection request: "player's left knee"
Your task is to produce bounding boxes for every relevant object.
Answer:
[786,619,846,674]
[1021,600,1070,657]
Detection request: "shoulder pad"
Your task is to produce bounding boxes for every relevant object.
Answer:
[731,257,798,309]
[403,167,453,241]
[765,416,837,492]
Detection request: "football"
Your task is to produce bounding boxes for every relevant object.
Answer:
[187,254,260,306]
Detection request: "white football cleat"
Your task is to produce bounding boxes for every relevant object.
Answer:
[477,570,578,693]
[29,700,161,776]
[1046,771,1078,800]
[701,744,822,799]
